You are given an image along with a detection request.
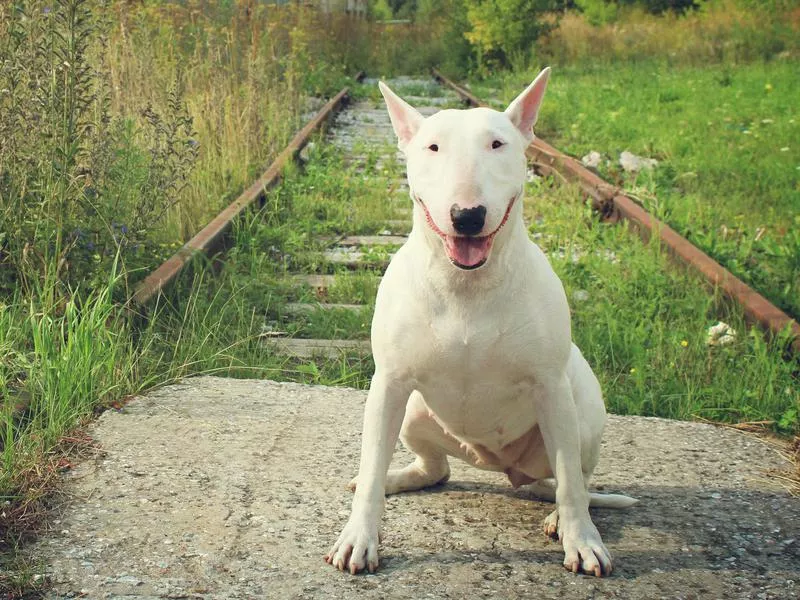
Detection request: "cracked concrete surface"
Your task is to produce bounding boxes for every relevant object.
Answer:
[35,377,799,599]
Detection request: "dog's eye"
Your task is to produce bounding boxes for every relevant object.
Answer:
[491,140,504,149]
[428,144,439,152]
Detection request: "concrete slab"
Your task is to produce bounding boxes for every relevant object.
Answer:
[36,377,799,599]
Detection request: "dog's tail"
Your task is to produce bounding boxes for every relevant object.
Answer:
[587,491,639,508]
[528,481,638,509]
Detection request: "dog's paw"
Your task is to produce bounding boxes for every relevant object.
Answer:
[559,518,612,577]
[543,508,559,540]
[324,516,380,574]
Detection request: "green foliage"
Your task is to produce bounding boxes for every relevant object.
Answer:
[0,0,198,299]
[464,0,557,67]
[575,0,709,20]
[575,0,619,25]
[540,0,798,64]
[370,0,394,20]
[778,406,798,434]
[0,261,142,552]
[511,183,800,428]
[618,0,699,13]
[527,61,799,319]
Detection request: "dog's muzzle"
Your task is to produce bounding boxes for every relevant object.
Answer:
[415,192,521,270]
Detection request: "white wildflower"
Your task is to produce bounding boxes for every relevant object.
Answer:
[572,290,590,303]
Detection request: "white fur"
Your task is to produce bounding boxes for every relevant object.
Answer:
[324,69,636,577]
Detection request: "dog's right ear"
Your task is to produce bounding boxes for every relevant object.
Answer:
[505,67,551,143]
[379,82,424,151]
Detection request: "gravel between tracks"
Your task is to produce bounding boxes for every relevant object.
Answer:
[35,376,798,599]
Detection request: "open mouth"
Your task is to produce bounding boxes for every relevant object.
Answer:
[416,193,519,270]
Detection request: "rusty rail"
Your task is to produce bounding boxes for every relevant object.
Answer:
[432,68,800,354]
[132,86,354,307]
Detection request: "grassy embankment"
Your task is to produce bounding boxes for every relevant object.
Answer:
[469,2,800,319]
[193,104,799,429]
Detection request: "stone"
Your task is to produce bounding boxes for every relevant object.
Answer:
[619,151,658,173]
[581,151,603,169]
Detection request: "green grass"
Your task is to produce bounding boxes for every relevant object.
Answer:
[468,59,800,319]
[181,130,799,432]
[1,268,136,491]
[198,138,404,344]
[527,183,798,425]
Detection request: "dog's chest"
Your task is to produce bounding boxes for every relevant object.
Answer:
[407,301,541,443]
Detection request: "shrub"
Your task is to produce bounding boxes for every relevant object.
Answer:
[464,0,558,68]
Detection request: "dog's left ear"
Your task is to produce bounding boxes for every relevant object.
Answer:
[505,67,551,143]
[379,81,424,151]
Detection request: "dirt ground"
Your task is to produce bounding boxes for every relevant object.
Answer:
[34,377,799,599]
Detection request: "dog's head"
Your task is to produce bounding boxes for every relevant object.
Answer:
[379,69,550,270]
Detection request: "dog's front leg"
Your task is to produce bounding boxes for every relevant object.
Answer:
[536,375,612,577]
[325,371,411,574]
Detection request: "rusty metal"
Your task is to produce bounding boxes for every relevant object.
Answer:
[432,68,800,354]
[132,86,352,307]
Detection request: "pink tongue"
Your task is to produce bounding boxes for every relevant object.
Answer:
[444,236,492,267]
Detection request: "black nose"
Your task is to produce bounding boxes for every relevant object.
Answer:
[450,204,486,236]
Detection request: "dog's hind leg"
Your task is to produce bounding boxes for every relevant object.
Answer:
[349,391,499,495]
[539,344,637,538]
[350,391,453,495]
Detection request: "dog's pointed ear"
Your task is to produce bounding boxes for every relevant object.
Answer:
[505,67,551,143]
[379,81,424,151]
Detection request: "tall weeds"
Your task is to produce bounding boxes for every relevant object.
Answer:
[0,0,199,298]
[538,0,799,66]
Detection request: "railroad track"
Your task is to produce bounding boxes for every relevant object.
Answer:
[267,78,463,358]
[133,71,800,360]
[133,76,464,360]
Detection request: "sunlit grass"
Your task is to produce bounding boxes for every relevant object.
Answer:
[471,60,800,319]
[525,181,799,425]
[187,137,799,433]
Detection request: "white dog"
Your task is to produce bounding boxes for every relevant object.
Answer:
[324,69,636,578]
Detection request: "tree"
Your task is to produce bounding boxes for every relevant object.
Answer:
[463,0,558,67]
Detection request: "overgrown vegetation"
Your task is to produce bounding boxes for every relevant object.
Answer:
[1,0,363,588]
[466,0,799,319]
[471,60,799,318]
[187,125,798,431]
[540,0,798,64]
[1,0,798,595]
